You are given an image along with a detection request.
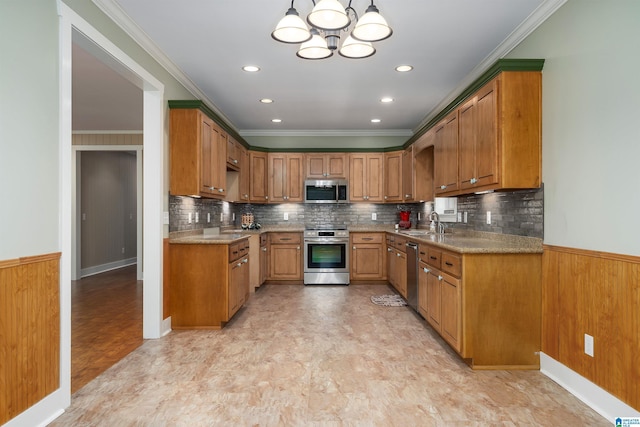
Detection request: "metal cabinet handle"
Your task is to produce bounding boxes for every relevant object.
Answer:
[233,159,238,164]
[430,256,437,260]
[405,194,411,198]
[265,196,269,200]
[396,253,401,257]
[243,258,248,263]
[280,238,292,241]
[387,248,393,252]
[262,247,267,252]
[423,268,430,273]
[297,246,300,250]
[362,237,373,241]
[219,188,224,193]
[438,275,443,281]
[384,196,388,200]
[420,251,426,255]
[470,178,477,184]
[440,185,447,190]
[445,262,453,267]
[237,263,242,267]
[353,246,356,250]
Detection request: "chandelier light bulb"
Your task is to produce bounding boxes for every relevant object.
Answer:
[272,7,312,44]
[297,29,333,60]
[307,0,350,30]
[351,4,392,42]
[339,35,375,59]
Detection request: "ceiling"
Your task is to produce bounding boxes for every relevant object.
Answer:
[76,0,560,137]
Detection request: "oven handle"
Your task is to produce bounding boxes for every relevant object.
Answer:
[304,238,349,243]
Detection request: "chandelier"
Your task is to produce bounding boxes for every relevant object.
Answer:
[271,0,393,60]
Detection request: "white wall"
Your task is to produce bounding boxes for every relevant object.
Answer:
[0,1,60,260]
[507,0,640,256]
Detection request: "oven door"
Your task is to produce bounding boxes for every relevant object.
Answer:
[304,239,349,273]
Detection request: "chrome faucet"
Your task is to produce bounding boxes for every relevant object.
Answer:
[429,211,444,234]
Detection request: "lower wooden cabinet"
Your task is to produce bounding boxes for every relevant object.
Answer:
[386,234,407,298]
[170,239,250,329]
[350,233,386,281]
[418,241,541,369]
[268,233,302,281]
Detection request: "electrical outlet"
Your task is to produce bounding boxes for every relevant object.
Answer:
[220,212,224,222]
[284,212,289,220]
[232,213,236,221]
[486,211,491,225]
[463,211,468,223]
[372,212,377,220]
[163,211,169,225]
[195,212,199,223]
[584,334,594,357]
[457,212,462,222]
[122,247,125,254]
[188,212,192,224]
[207,213,211,223]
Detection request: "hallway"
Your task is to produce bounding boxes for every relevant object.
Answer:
[71,265,143,393]
[56,283,607,425]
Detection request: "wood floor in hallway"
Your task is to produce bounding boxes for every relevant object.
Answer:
[71,265,143,393]
[56,283,608,426]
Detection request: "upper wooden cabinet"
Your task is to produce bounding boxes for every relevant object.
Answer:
[460,72,541,192]
[402,147,414,202]
[384,151,403,203]
[349,153,384,202]
[305,153,347,179]
[170,108,226,199]
[238,146,250,202]
[249,151,269,203]
[226,135,240,170]
[434,111,459,196]
[269,153,304,203]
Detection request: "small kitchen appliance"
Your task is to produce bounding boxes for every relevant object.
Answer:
[399,211,411,229]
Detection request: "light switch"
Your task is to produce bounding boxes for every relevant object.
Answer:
[284,212,289,220]
[585,334,594,357]
[372,213,377,220]
[188,213,192,224]
[195,212,199,223]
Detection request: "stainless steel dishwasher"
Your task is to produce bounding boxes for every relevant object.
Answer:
[405,242,419,312]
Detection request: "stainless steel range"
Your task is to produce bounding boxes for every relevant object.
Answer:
[303,226,349,285]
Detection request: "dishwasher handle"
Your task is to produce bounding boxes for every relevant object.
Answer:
[406,243,419,249]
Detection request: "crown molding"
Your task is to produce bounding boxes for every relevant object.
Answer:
[90,0,236,129]
[239,129,413,138]
[412,0,568,134]
[72,130,143,134]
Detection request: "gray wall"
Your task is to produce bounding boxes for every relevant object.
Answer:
[80,151,137,273]
[506,0,640,256]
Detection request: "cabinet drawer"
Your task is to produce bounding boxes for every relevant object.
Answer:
[394,236,407,252]
[229,243,242,262]
[352,233,383,244]
[424,247,442,269]
[441,252,461,277]
[269,233,301,244]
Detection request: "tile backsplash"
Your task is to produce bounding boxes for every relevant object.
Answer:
[169,186,543,238]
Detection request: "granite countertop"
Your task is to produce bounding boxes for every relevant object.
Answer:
[170,225,542,253]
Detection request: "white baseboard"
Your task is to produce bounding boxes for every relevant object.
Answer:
[2,389,66,427]
[80,258,137,278]
[161,316,172,337]
[540,353,640,423]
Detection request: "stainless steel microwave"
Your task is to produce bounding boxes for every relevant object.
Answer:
[304,180,348,203]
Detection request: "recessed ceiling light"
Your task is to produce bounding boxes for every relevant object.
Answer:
[242,65,260,72]
[271,119,282,123]
[395,65,413,72]
[380,97,394,103]
[260,98,274,104]
[371,119,381,123]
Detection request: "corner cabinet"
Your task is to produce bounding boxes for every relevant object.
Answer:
[170,108,227,199]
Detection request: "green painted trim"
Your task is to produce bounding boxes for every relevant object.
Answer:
[168,100,250,149]
[169,58,544,152]
[404,58,544,145]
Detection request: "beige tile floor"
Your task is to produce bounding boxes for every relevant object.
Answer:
[51,284,608,426]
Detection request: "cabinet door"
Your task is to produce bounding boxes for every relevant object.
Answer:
[200,116,216,195]
[386,245,396,287]
[418,262,430,319]
[402,147,414,202]
[351,244,385,280]
[228,259,241,319]
[269,154,287,203]
[326,153,346,178]
[366,154,384,202]
[249,151,269,203]
[434,112,459,195]
[227,135,240,169]
[269,244,302,280]
[458,97,476,190]
[426,269,441,331]
[239,147,250,201]
[474,80,499,188]
[384,151,403,202]
[349,154,366,202]
[306,154,326,179]
[286,154,304,202]
[260,245,268,284]
[441,272,461,353]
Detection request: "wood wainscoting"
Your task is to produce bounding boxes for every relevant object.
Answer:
[543,245,640,411]
[0,252,61,425]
